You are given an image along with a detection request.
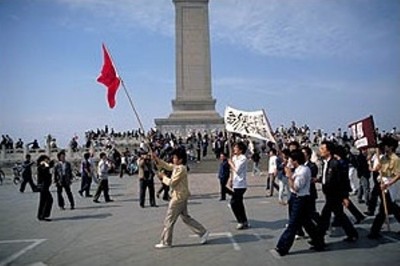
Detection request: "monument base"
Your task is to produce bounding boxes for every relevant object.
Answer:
[155,115,224,137]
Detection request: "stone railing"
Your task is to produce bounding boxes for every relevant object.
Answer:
[0,138,142,167]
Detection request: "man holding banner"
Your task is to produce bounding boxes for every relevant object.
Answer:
[367,136,400,239]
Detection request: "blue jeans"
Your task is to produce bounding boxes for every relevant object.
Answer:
[276,194,321,254]
[358,176,370,202]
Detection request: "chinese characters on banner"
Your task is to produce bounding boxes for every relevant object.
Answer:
[348,115,377,149]
[224,106,276,143]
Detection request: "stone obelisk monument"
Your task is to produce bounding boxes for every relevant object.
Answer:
[155,0,223,135]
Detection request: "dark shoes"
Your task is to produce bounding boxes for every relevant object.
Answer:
[105,199,114,203]
[78,191,83,197]
[363,211,374,216]
[93,200,100,203]
[343,236,358,242]
[354,216,365,224]
[272,248,287,257]
[38,217,52,222]
[367,233,382,239]
[308,240,326,251]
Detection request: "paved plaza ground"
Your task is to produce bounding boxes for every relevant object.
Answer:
[0,171,399,266]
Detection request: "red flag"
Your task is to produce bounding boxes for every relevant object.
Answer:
[97,44,120,109]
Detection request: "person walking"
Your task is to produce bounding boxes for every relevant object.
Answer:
[368,136,400,239]
[93,152,113,203]
[267,148,279,196]
[54,150,75,210]
[318,141,358,242]
[357,148,371,204]
[152,147,209,248]
[217,153,230,201]
[274,150,324,256]
[227,142,250,230]
[20,154,38,193]
[36,155,53,221]
[78,152,93,198]
[138,152,157,208]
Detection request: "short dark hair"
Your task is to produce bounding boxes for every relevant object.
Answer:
[171,147,187,165]
[289,149,306,165]
[381,136,398,151]
[234,142,247,154]
[333,145,347,159]
[321,141,335,154]
[302,146,312,158]
[57,150,66,160]
[289,141,300,149]
[83,152,90,160]
[37,154,50,165]
[270,148,277,155]
[99,152,107,159]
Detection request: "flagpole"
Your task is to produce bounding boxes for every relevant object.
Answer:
[101,44,152,153]
[120,79,153,153]
[262,109,280,152]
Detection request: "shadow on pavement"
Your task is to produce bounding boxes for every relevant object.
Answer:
[75,204,122,210]
[52,213,112,221]
[249,219,287,230]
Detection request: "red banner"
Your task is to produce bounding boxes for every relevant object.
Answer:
[348,115,377,149]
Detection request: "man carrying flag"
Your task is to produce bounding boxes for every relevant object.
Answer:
[97,44,121,109]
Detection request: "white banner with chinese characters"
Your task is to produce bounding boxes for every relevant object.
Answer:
[224,106,276,143]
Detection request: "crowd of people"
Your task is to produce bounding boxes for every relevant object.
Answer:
[2,122,399,255]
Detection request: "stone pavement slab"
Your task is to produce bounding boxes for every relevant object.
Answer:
[0,172,399,266]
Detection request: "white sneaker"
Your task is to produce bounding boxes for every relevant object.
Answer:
[200,231,209,244]
[154,243,171,249]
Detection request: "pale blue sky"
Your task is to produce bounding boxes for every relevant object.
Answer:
[1,0,399,147]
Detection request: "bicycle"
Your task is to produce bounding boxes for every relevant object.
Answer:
[0,167,5,185]
[12,163,23,185]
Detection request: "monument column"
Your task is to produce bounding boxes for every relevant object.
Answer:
[155,0,223,135]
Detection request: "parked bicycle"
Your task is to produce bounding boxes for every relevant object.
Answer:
[12,163,24,185]
[0,166,5,185]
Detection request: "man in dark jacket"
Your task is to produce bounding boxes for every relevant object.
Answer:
[37,155,53,221]
[218,153,230,201]
[357,148,371,204]
[318,141,358,242]
[20,154,38,193]
[54,150,75,210]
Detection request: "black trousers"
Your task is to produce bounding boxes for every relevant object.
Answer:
[37,190,53,219]
[139,178,156,207]
[119,163,127,177]
[277,195,322,254]
[57,183,74,208]
[319,196,358,238]
[370,190,400,235]
[219,177,229,200]
[79,175,92,196]
[367,171,380,214]
[20,176,37,192]
[94,179,110,202]
[230,188,248,224]
[157,184,170,201]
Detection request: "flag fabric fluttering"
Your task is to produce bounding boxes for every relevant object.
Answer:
[97,44,121,109]
[348,115,377,149]
[224,106,276,143]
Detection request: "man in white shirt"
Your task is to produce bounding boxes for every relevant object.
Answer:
[227,142,250,230]
[274,150,324,256]
[267,148,279,196]
[93,152,113,203]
